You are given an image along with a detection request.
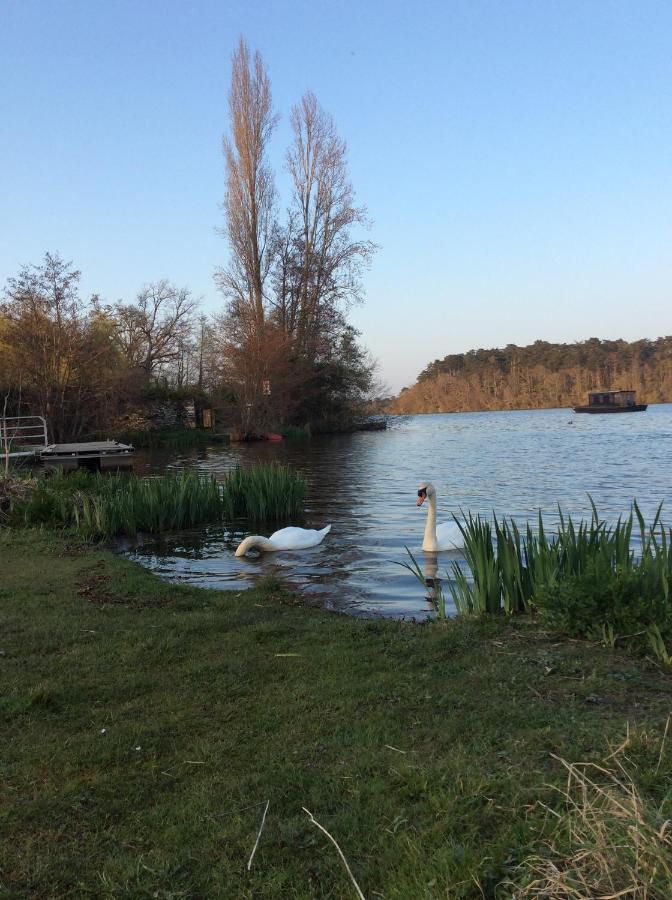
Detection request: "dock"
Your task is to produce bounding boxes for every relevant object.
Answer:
[40,441,135,472]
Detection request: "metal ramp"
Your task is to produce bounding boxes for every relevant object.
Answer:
[0,416,49,458]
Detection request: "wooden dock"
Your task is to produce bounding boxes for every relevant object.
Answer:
[41,441,135,472]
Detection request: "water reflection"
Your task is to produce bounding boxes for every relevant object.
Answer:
[126,405,672,618]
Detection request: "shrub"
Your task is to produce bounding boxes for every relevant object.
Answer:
[535,563,672,657]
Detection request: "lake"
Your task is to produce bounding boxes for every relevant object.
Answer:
[125,405,672,618]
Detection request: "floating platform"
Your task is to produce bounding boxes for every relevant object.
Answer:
[40,441,135,472]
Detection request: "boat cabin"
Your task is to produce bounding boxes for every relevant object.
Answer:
[573,389,647,414]
[587,390,637,408]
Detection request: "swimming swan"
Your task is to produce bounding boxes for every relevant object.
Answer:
[417,482,465,552]
[235,524,332,557]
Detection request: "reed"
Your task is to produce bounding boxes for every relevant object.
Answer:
[81,473,224,536]
[449,514,501,615]
[9,464,307,537]
[222,464,306,523]
[412,501,672,661]
[88,428,228,449]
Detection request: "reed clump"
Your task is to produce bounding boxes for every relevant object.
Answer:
[7,464,307,537]
[407,500,672,663]
[222,464,306,522]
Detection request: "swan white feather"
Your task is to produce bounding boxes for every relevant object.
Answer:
[417,482,464,552]
[235,524,331,556]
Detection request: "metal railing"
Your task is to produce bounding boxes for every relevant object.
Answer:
[0,416,49,458]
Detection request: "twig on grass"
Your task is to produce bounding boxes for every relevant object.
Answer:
[656,714,671,775]
[247,799,270,872]
[302,806,366,899]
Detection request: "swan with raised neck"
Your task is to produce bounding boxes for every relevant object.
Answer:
[417,481,464,552]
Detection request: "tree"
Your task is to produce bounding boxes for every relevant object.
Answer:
[216,37,278,334]
[1,253,125,441]
[114,280,198,380]
[216,43,377,433]
[280,91,376,353]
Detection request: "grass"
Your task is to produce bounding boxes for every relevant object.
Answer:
[7,464,307,537]
[1,530,671,897]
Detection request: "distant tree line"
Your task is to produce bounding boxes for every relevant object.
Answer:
[392,337,672,414]
[0,39,376,443]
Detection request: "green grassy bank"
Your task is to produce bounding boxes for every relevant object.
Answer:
[1,531,671,898]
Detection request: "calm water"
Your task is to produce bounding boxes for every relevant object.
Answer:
[125,405,672,618]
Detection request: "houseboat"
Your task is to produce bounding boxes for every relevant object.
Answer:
[573,390,647,414]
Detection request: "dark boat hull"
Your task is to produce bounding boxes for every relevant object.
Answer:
[573,404,648,414]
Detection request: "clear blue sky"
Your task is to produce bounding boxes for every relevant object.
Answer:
[1,0,670,392]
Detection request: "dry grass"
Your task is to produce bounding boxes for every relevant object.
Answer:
[0,474,35,520]
[512,723,672,899]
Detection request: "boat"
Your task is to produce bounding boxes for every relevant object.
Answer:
[573,390,647,414]
[40,440,135,471]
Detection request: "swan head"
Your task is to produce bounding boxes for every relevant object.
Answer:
[417,481,436,506]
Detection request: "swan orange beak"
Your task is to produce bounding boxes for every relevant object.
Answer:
[417,495,426,507]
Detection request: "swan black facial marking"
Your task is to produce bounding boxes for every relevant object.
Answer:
[418,488,427,498]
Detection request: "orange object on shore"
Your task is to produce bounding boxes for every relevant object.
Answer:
[265,433,283,442]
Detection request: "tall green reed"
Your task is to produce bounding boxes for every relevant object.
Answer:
[9,464,307,537]
[409,501,671,640]
[449,514,501,615]
[222,464,306,523]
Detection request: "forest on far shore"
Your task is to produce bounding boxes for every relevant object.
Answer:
[389,336,672,414]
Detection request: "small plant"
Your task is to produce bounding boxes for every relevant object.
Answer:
[647,625,672,666]
[397,546,447,618]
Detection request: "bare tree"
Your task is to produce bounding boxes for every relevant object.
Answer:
[216,38,278,333]
[282,91,376,352]
[114,280,197,379]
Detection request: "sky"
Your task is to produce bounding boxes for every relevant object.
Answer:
[1,0,670,393]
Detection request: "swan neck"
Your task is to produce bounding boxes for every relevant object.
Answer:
[235,535,277,556]
[423,493,438,550]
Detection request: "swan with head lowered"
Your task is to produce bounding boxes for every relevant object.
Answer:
[235,524,331,557]
[417,482,464,551]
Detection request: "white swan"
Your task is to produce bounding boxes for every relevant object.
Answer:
[235,524,332,557]
[417,481,465,552]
